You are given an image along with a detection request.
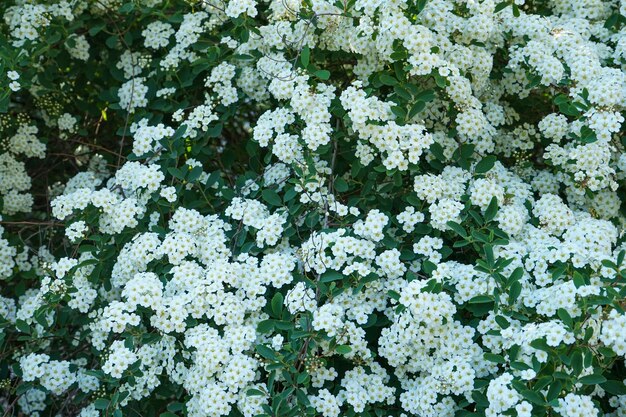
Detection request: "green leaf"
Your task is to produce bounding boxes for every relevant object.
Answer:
[495,1,509,13]
[453,240,471,248]
[446,221,468,238]
[484,197,498,222]
[468,295,493,304]
[167,402,184,412]
[553,94,570,105]
[394,85,412,100]
[415,89,435,102]
[335,345,352,355]
[601,380,626,395]
[520,390,545,406]
[0,93,9,114]
[495,315,510,329]
[94,399,110,410]
[305,211,319,227]
[379,74,398,86]
[422,260,437,275]
[206,123,223,138]
[484,244,494,267]
[274,321,293,331]
[454,143,475,170]
[571,350,583,375]
[187,166,203,182]
[408,101,426,119]
[508,281,522,304]
[471,391,489,407]
[15,320,30,334]
[578,126,597,144]
[320,270,344,283]
[474,155,497,174]
[530,338,550,352]
[300,46,310,68]
[484,353,506,364]
[168,167,185,180]
[545,380,561,403]
[15,382,33,395]
[119,2,134,13]
[34,311,49,328]
[558,102,579,116]
[297,372,309,384]
[535,376,552,392]
[334,177,349,192]
[256,344,277,360]
[262,189,282,206]
[551,264,567,280]
[578,374,607,385]
[314,70,330,80]
[510,361,531,371]
[233,54,255,61]
[557,308,573,329]
[573,271,586,288]
[283,186,298,202]
[429,142,445,162]
[77,245,97,254]
[605,13,620,29]
[507,267,524,286]
[391,105,407,120]
[89,23,106,36]
[257,319,275,333]
[247,388,265,396]
[601,259,617,269]
[387,290,401,300]
[434,73,447,88]
[271,293,284,318]
[597,347,616,357]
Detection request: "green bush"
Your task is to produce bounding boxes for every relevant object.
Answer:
[1,0,626,416]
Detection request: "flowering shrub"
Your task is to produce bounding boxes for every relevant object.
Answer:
[1,0,626,416]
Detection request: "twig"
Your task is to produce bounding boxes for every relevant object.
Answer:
[0,221,65,227]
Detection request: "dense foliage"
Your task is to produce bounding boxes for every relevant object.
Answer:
[1,0,626,416]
